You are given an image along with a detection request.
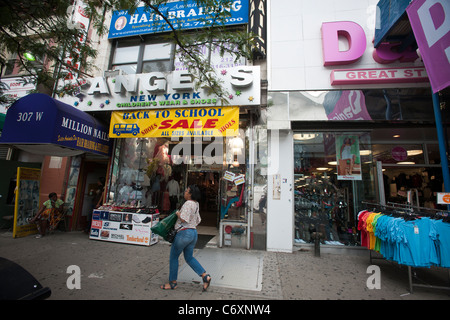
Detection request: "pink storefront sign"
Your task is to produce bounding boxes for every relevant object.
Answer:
[321,21,367,66]
[407,0,450,93]
[330,67,428,85]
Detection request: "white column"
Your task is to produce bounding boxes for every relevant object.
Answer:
[267,129,294,252]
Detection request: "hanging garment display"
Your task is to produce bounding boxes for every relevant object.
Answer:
[358,210,450,268]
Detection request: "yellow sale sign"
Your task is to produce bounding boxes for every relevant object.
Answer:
[110,106,239,138]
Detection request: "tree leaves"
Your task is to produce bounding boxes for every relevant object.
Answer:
[0,0,255,106]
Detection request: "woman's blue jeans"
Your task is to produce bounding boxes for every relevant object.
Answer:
[169,228,205,282]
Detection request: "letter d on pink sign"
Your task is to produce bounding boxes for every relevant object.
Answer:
[321,21,366,66]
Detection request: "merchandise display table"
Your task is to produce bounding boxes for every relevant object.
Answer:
[89,208,159,246]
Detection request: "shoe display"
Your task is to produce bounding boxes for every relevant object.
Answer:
[141,216,152,224]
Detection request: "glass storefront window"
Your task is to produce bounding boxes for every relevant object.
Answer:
[283,89,447,122]
[371,144,425,164]
[108,132,256,230]
[105,110,266,249]
[64,156,82,217]
[293,132,375,246]
[293,129,448,247]
[426,144,441,165]
[251,111,268,250]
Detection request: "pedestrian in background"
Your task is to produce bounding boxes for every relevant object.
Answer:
[85,177,105,234]
[28,192,64,238]
[166,176,180,211]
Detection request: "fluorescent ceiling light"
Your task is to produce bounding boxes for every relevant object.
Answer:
[407,150,423,156]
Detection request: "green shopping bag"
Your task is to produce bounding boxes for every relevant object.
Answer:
[151,211,177,239]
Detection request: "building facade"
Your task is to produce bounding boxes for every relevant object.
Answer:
[2,0,449,254]
[266,0,450,252]
[51,0,269,249]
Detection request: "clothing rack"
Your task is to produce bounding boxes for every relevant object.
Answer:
[360,201,450,294]
[387,201,450,219]
[362,201,450,220]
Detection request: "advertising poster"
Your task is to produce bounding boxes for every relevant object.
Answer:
[89,210,159,246]
[110,106,239,138]
[223,171,235,182]
[335,135,361,181]
[13,167,41,238]
[0,77,36,113]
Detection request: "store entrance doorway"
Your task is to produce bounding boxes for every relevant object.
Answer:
[73,160,108,231]
[186,171,221,229]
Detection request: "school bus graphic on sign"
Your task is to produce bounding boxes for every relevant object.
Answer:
[113,123,140,136]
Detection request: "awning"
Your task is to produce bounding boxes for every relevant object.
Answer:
[374,0,414,48]
[0,93,111,157]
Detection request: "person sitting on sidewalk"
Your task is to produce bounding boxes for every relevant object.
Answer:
[28,192,64,238]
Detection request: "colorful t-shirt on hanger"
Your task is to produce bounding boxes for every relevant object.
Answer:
[357,210,370,248]
[432,220,450,268]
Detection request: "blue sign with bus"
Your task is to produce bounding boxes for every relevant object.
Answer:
[113,123,140,136]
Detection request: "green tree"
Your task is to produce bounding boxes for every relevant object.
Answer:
[0,0,255,106]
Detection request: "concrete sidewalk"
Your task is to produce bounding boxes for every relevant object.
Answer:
[0,230,449,300]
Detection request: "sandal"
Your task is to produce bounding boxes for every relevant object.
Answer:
[202,274,211,292]
[160,281,177,290]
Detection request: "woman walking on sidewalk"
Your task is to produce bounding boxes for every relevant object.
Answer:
[160,184,211,292]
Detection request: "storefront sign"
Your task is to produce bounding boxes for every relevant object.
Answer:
[89,210,159,246]
[13,167,40,238]
[330,67,428,85]
[322,21,367,66]
[63,1,90,83]
[108,0,249,39]
[322,21,420,66]
[437,192,450,204]
[58,66,260,111]
[391,146,408,161]
[249,0,267,59]
[321,21,429,86]
[407,0,450,93]
[110,106,239,138]
[0,77,36,113]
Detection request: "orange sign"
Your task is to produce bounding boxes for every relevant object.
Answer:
[437,193,450,204]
